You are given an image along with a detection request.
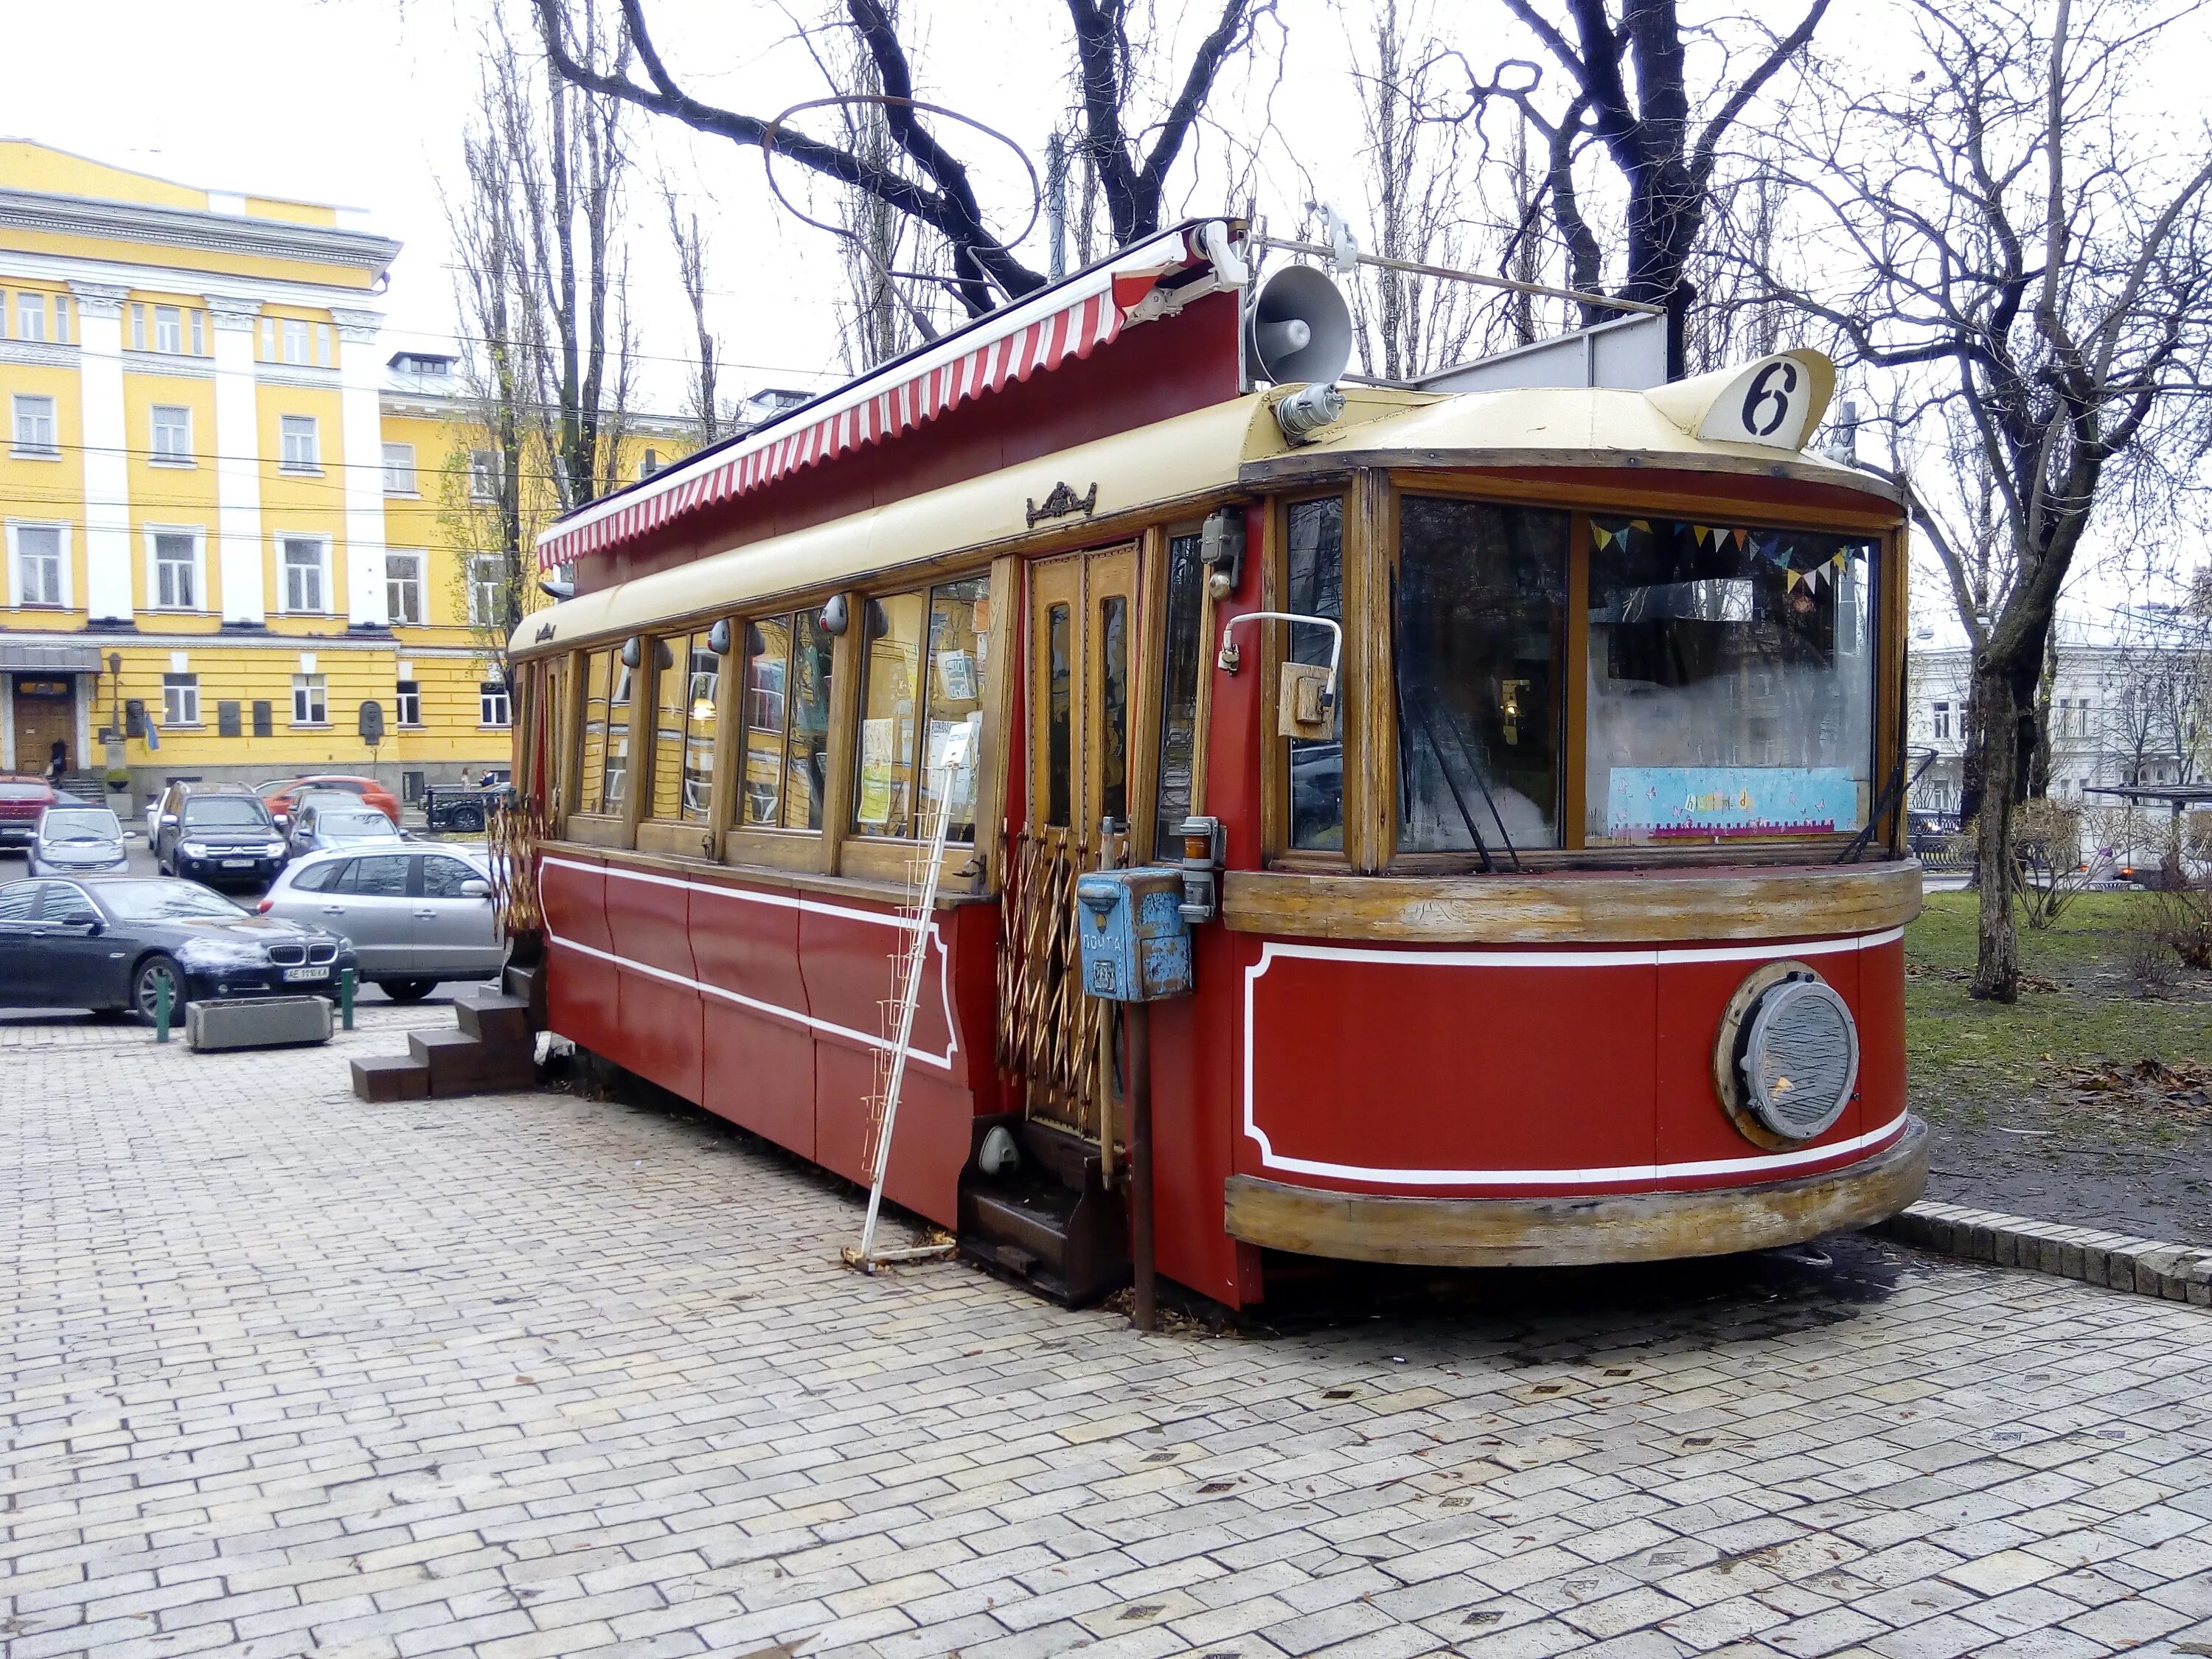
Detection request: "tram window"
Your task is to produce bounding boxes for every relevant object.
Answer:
[649,632,715,824]
[921,577,988,844]
[1153,532,1205,855]
[1586,517,1877,844]
[740,616,793,827]
[600,655,633,815]
[785,611,834,830]
[855,591,928,837]
[1286,498,1346,850]
[1396,498,1568,853]
[578,649,611,814]
[1046,602,1073,827]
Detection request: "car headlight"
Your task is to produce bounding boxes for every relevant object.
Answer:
[1716,965,1860,1145]
[264,842,287,857]
[179,841,209,858]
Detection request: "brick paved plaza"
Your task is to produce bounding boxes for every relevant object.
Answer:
[4,1014,2210,1659]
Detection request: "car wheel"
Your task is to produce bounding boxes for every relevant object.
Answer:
[380,978,437,1003]
[453,807,484,832]
[133,954,187,1024]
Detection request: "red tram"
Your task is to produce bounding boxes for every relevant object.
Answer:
[504,222,1927,1310]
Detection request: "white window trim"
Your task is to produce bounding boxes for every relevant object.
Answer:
[275,533,333,616]
[282,318,311,366]
[143,525,208,613]
[384,549,428,627]
[278,414,321,476]
[148,403,195,468]
[162,673,202,729]
[291,673,330,728]
[381,442,418,497]
[10,392,60,461]
[465,554,507,628]
[480,682,512,729]
[5,519,73,611]
[395,681,424,728]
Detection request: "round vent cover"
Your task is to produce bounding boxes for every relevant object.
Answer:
[1739,975,1859,1141]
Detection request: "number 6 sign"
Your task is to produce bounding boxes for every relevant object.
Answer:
[1646,347,1836,453]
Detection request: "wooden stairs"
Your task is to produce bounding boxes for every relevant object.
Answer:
[349,964,546,1102]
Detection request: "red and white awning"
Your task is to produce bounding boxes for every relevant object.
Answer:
[537,226,1233,572]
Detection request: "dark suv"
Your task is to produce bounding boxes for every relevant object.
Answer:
[153,783,288,889]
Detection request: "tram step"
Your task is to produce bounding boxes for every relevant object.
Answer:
[501,963,548,1029]
[454,990,533,1047]
[350,1054,431,1102]
[407,1028,538,1094]
[958,1116,1130,1309]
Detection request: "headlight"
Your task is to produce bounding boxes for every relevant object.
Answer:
[179,841,209,858]
[1717,967,1859,1144]
[265,842,287,857]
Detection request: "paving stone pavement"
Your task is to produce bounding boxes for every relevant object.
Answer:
[4,1026,2211,1659]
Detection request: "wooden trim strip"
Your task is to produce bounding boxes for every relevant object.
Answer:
[1222,1119,1929,1267]
[1221,857,1923,944]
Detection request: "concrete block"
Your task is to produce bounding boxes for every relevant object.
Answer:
[351,1055,431,1102]
[408,1029,535,1096]
[187,996,332,1053]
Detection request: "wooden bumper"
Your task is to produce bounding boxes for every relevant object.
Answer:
[1223,1119,1930,1267]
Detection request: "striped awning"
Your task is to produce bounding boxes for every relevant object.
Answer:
[536,226,1230,572]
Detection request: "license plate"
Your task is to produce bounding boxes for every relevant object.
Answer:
[222,858,255,869]
[282,966,330,982]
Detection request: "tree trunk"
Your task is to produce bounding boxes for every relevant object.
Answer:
[1971,665,2020,1002]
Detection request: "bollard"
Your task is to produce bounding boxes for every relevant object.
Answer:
[154,972,171,1043]
[339,966,355,1031]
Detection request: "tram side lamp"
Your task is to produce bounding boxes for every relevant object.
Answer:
[1176,815,1225,925]
[1074,869,1194,1001]
[1199,507,1245,599]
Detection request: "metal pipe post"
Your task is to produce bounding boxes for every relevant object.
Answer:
[154,974,170,1044]
[340,967,355,1031]
[1127,1000,1156,1332]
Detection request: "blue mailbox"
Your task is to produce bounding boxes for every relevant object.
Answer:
[1074,868,1194,1002]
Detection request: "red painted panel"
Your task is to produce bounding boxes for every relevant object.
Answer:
[617,969,704,1102]
[689,883,815,1157]
[1239,947,1659,1188]
[1855,936,1908,1136]
[602,867,698,982]
[797,897,956,1063]
[546,940,620,1058]
[1146,920,1259,1307]
[540,852,611,954]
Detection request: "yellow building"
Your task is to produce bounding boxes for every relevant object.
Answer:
[0,139,690,810]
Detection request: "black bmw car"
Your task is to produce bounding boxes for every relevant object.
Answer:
[0,875,358,1021]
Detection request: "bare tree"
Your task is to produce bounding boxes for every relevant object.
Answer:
[1346,0,1482,380]
[664,185,722,442]
[1455,0,1829,375]
[530,0,1268,319]
[1763,0,2212,1000]
[448,4,640,659]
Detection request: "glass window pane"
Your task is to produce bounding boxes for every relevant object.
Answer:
[343,855,411,897]
[855,592,926,837]
[680,635,718,824]
[600,655,633,813]
[577,649,609,813]
[1286,498,1345,850]
[1153,532,1205,853]
[1396,498,1568,853]
[740,616,791,827]
[1586,517,1877,844]
[1046,602,1073,828]
[922,577,989,844]
[1099,593,1129,829]
[649,637,688,821]
[783,611,834,831]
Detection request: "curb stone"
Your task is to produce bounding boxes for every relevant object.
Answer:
[1875,1199,2212,1306]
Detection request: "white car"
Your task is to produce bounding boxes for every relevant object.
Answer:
[256,844,504,1003]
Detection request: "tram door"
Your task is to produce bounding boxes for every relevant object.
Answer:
[998,544,1138,1141]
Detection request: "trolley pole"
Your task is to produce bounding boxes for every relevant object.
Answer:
[1128,1001,1156,1332]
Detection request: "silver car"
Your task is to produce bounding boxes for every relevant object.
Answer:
[28,804,131,877]
[287,799,407,860]
[257,845,504,1002]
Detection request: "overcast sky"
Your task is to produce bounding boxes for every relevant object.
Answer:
[5,0,2207,642]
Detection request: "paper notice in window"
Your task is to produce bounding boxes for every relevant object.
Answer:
[1607,765,1860,838]
[858,717,897,826]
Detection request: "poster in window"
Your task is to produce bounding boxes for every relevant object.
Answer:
[1607,765,1862,838]
[858,716,898,827]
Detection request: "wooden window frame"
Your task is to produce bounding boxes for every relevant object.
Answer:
[1260,487,1367,872]
[636,629,722,860]
[724,597,848,877]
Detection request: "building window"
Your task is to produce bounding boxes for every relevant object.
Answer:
[469,449,501,502]
[381,442,417,495]
[2074,699,2092,737]
[154,305,183,354]
[395,681,422,727]
[153,532,198,610]
[191,310,205,355]
[292,674,327,726]
[279,537,326,613]
[15,292,46,342]
[466,555,505,628]
[150,404,192,465]
[131,303,145,350]
[260,317,276,358]
[481,681,512,728]
[12,394,57,456]
[1933,701,1952,740]
[162,673,200,727]
[279,415,319,472]
[316,323,333,366]
[10,524,65,608]
[640,448,660,479]
[282,319,310,365]
[385,552,423,625]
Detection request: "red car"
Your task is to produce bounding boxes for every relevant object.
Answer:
[260,775,401,832]
[0,774,57,851]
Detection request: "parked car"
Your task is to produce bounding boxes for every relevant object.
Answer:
[1,775,58,852]
[422,780,504,832]
[288,799,408,859]
[0,875,356,1021]
[260,775,401,830]
[257,845,503,1001]
[28,804,130,877]
[151,783,288,889]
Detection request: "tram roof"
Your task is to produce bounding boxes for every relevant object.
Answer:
[512,371,1900,657]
